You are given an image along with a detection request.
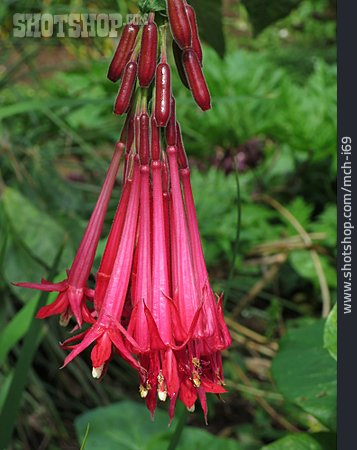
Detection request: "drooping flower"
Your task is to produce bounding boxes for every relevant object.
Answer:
[15,142,124,327]
[62,158,142,377]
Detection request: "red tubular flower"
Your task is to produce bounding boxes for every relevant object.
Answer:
[62,159,142,376]
[15,142,124,327]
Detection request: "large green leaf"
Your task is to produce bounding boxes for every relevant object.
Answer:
[262,432,336,450]
[2,187,72,267]
[75,401,241,450]
[272,321,336,430]
[324,305,337,361]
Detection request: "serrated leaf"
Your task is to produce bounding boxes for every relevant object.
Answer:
[324,305,337,361]
[272,321,336,430]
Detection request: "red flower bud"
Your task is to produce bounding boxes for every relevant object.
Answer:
[139,113,150,165]
[167,0,192,49]
[182,48,211,111]
[155,63,171,127]
[138,23,158,87]
[151,116,161,161]
[114,61,137,115]
[172,40,189,89]
[184,5,203,65]
[108,24,139,82]
[165,97,177,146]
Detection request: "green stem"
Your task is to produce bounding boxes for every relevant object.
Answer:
[224,168,241,307]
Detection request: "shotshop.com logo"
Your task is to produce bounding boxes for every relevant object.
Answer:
[12,13,149,38]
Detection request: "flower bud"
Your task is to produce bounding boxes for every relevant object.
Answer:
[108,24,139,82]
[151,116,161,161]
[182,48,211,111]
[165,97,177,146]
[155,63,171,127]
[138,23,158,87]
[139,113,150,165]
[114,61,137,115]
[167,0,192,49]
[184,5,203,65]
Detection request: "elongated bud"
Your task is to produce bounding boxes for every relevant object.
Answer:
[114,61,137,115]
[155,63,171,127]
[151,116,161,161]
[185,5,203,65]
[176,122,188,169]
[138,23,158,87]
[165,97,177,146]
[167,0,192,49]
[182,48,211,111]
[140,113,150,165]
[108,24,139,82]
[172,40,189,89]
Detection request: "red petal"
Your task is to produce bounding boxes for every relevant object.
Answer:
[162,349,180,398]
[36,291,69,319]
[14,280,67,292]
[179,378,197,409]
[91,333,112,368]
[109,329,141,370]
[62,327,100,367]
[144,304,166,351]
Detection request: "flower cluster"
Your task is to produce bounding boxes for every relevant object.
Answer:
[16,1,231,422]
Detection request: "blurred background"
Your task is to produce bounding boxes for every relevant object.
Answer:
[0,0,336,449]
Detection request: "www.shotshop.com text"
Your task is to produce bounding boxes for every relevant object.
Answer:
[341,136,353,314]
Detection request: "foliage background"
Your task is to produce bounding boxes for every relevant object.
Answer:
[0,0,336,449]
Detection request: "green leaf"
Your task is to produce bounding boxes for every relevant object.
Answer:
[0,247,64,449]
[242,0,302,34]
[0,272,66,365]
[262,432,336,450]
[139,0,166,13]
[272,321,336,430]
[324,305,337,361]
[1,187,72,268]
[75,401,242,450]
[190,0,225,57]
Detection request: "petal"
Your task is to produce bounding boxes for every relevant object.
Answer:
[109,329,141,370]
[91,333,113,369]
[67,286,85,328]
[162,349,180,398]
[36,291,69,319]
[14,280,67,292]
[179,378,197,409]
[62,327,100,368]
[143,304,166,351]
[197,387,208,425]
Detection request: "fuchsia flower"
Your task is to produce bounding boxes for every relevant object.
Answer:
[17,5,232,423]
[15,142,124,327]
